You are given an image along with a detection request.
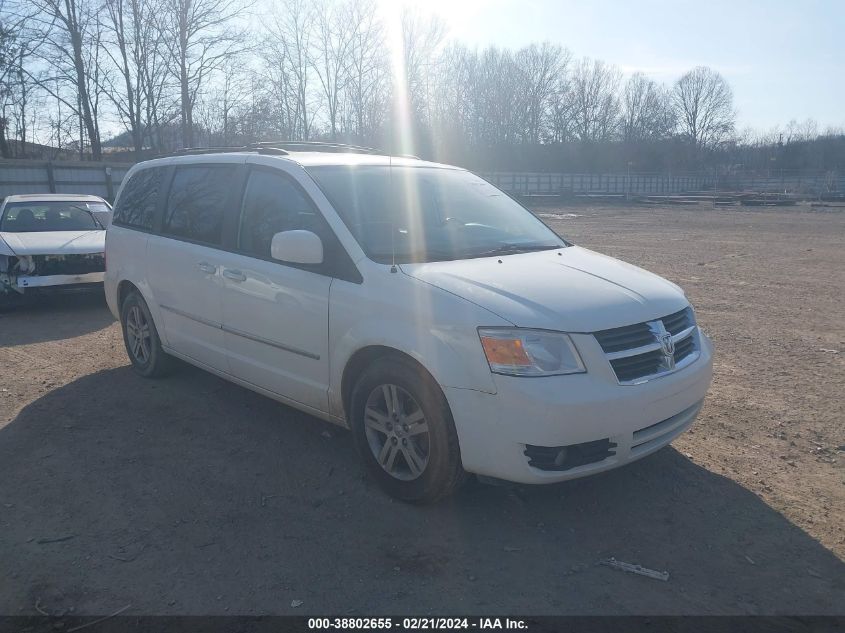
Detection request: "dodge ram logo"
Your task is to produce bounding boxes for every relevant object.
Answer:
[647,320,677,371]
[659,333,675,356]
[659,333,676,369]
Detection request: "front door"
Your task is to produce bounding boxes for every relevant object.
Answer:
[219,166,332,413]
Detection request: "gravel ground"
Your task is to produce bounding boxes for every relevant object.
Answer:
[0,203,842,616]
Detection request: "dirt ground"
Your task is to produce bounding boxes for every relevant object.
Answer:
[0,204,843,616]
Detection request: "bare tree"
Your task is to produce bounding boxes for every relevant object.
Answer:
[8,43,39,156]
[432,42,570,148]
[10,46,42,156]
[312,0,356,140]
[784,117,818,144]
[264,0,315,141]
[400,8,445,127]
[549,72,576,143]
[621,73,674,141]
[158,0,247,147]
[570,57,621,142]
[429,43,474,148]
[80,10,105,158]
[139,12,175,153]
[26,0,105,158]
[472,47,524,145]
[514,43,569,144]
[194,57,250,145]
[100,0,169,157]
[0,0,30,157]
[672,66,735,149]
[341,0,385,142]
[6,0,842,173]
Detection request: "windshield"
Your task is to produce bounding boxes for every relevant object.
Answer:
[0,201,105,233]
[307,166,567,263]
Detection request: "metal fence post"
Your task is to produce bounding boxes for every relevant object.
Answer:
[46,161,56,193]
[105,165,114,202]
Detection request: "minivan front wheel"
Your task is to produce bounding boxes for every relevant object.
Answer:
[364,383,430,481]
[350,357,465,502]
[120,291,174,378]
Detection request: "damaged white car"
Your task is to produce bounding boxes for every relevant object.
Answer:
[0,194,110,304]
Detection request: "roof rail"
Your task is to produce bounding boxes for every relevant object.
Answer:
[163,141,407,159]
[168,146,289,157]
[249,141,382,155]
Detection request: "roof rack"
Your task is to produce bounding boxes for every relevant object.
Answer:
[248,141,382,155]
[164,141,405,159]
[168,146,288,157]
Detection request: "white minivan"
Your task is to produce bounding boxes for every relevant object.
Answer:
[105,143,713,502]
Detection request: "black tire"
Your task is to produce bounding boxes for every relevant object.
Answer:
[349,356,466,503]
[120,290,175,378]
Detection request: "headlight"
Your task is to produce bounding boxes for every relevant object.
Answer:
[478,328,586,376]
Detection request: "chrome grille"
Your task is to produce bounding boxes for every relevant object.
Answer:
[592,322,653,353]
[610,348,665,383]
[595,307,699,384]
[662,307,694,335]
[673,334,697,362]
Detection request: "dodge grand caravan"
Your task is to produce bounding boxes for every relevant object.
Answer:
[104,143,713,502]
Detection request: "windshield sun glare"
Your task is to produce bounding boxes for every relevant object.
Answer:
[307,166,567,264]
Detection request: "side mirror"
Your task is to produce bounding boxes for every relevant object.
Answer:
[270,230,323,265]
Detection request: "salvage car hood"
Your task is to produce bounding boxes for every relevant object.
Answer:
[400,246,689,332]
[0,230,105,256]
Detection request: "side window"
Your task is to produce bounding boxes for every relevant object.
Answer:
[163,165,237,245]
[237,170,327,259]
[112,167,164,230]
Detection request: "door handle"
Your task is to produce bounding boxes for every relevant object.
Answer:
[197,262,216,274]
[222,269,247,282]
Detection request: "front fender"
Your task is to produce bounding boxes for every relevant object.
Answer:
[327,271,507,419]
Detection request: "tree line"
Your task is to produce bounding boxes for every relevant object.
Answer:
[1,0,843,173]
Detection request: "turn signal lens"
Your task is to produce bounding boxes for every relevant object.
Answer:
[480,336,532,367]
[478,328,586,377]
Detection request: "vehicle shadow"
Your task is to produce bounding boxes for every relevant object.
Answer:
[0,365,842,616]
[0,291,114,346]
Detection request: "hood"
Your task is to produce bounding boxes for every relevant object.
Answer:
[0,230,105,256]
[400,246,688,332]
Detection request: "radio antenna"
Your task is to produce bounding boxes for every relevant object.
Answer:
[389,112,397,273]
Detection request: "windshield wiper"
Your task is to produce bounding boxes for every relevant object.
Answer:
[69,205,105,230]
[469,244,560,258]
[369,244,559,264]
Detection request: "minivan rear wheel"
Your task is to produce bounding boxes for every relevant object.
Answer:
[120,291,174,378]
[350,357,465,503]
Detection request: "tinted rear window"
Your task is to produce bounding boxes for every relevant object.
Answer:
[163,165,238,245]
[113,167,165,230]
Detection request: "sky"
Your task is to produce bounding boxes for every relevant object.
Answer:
[383,0,845,132]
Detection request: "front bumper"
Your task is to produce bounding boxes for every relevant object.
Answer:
[445,330,713,484]
[16,272,105,289]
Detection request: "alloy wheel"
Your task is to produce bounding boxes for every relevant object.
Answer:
[125,305,152,365]
[363,383,430,481]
